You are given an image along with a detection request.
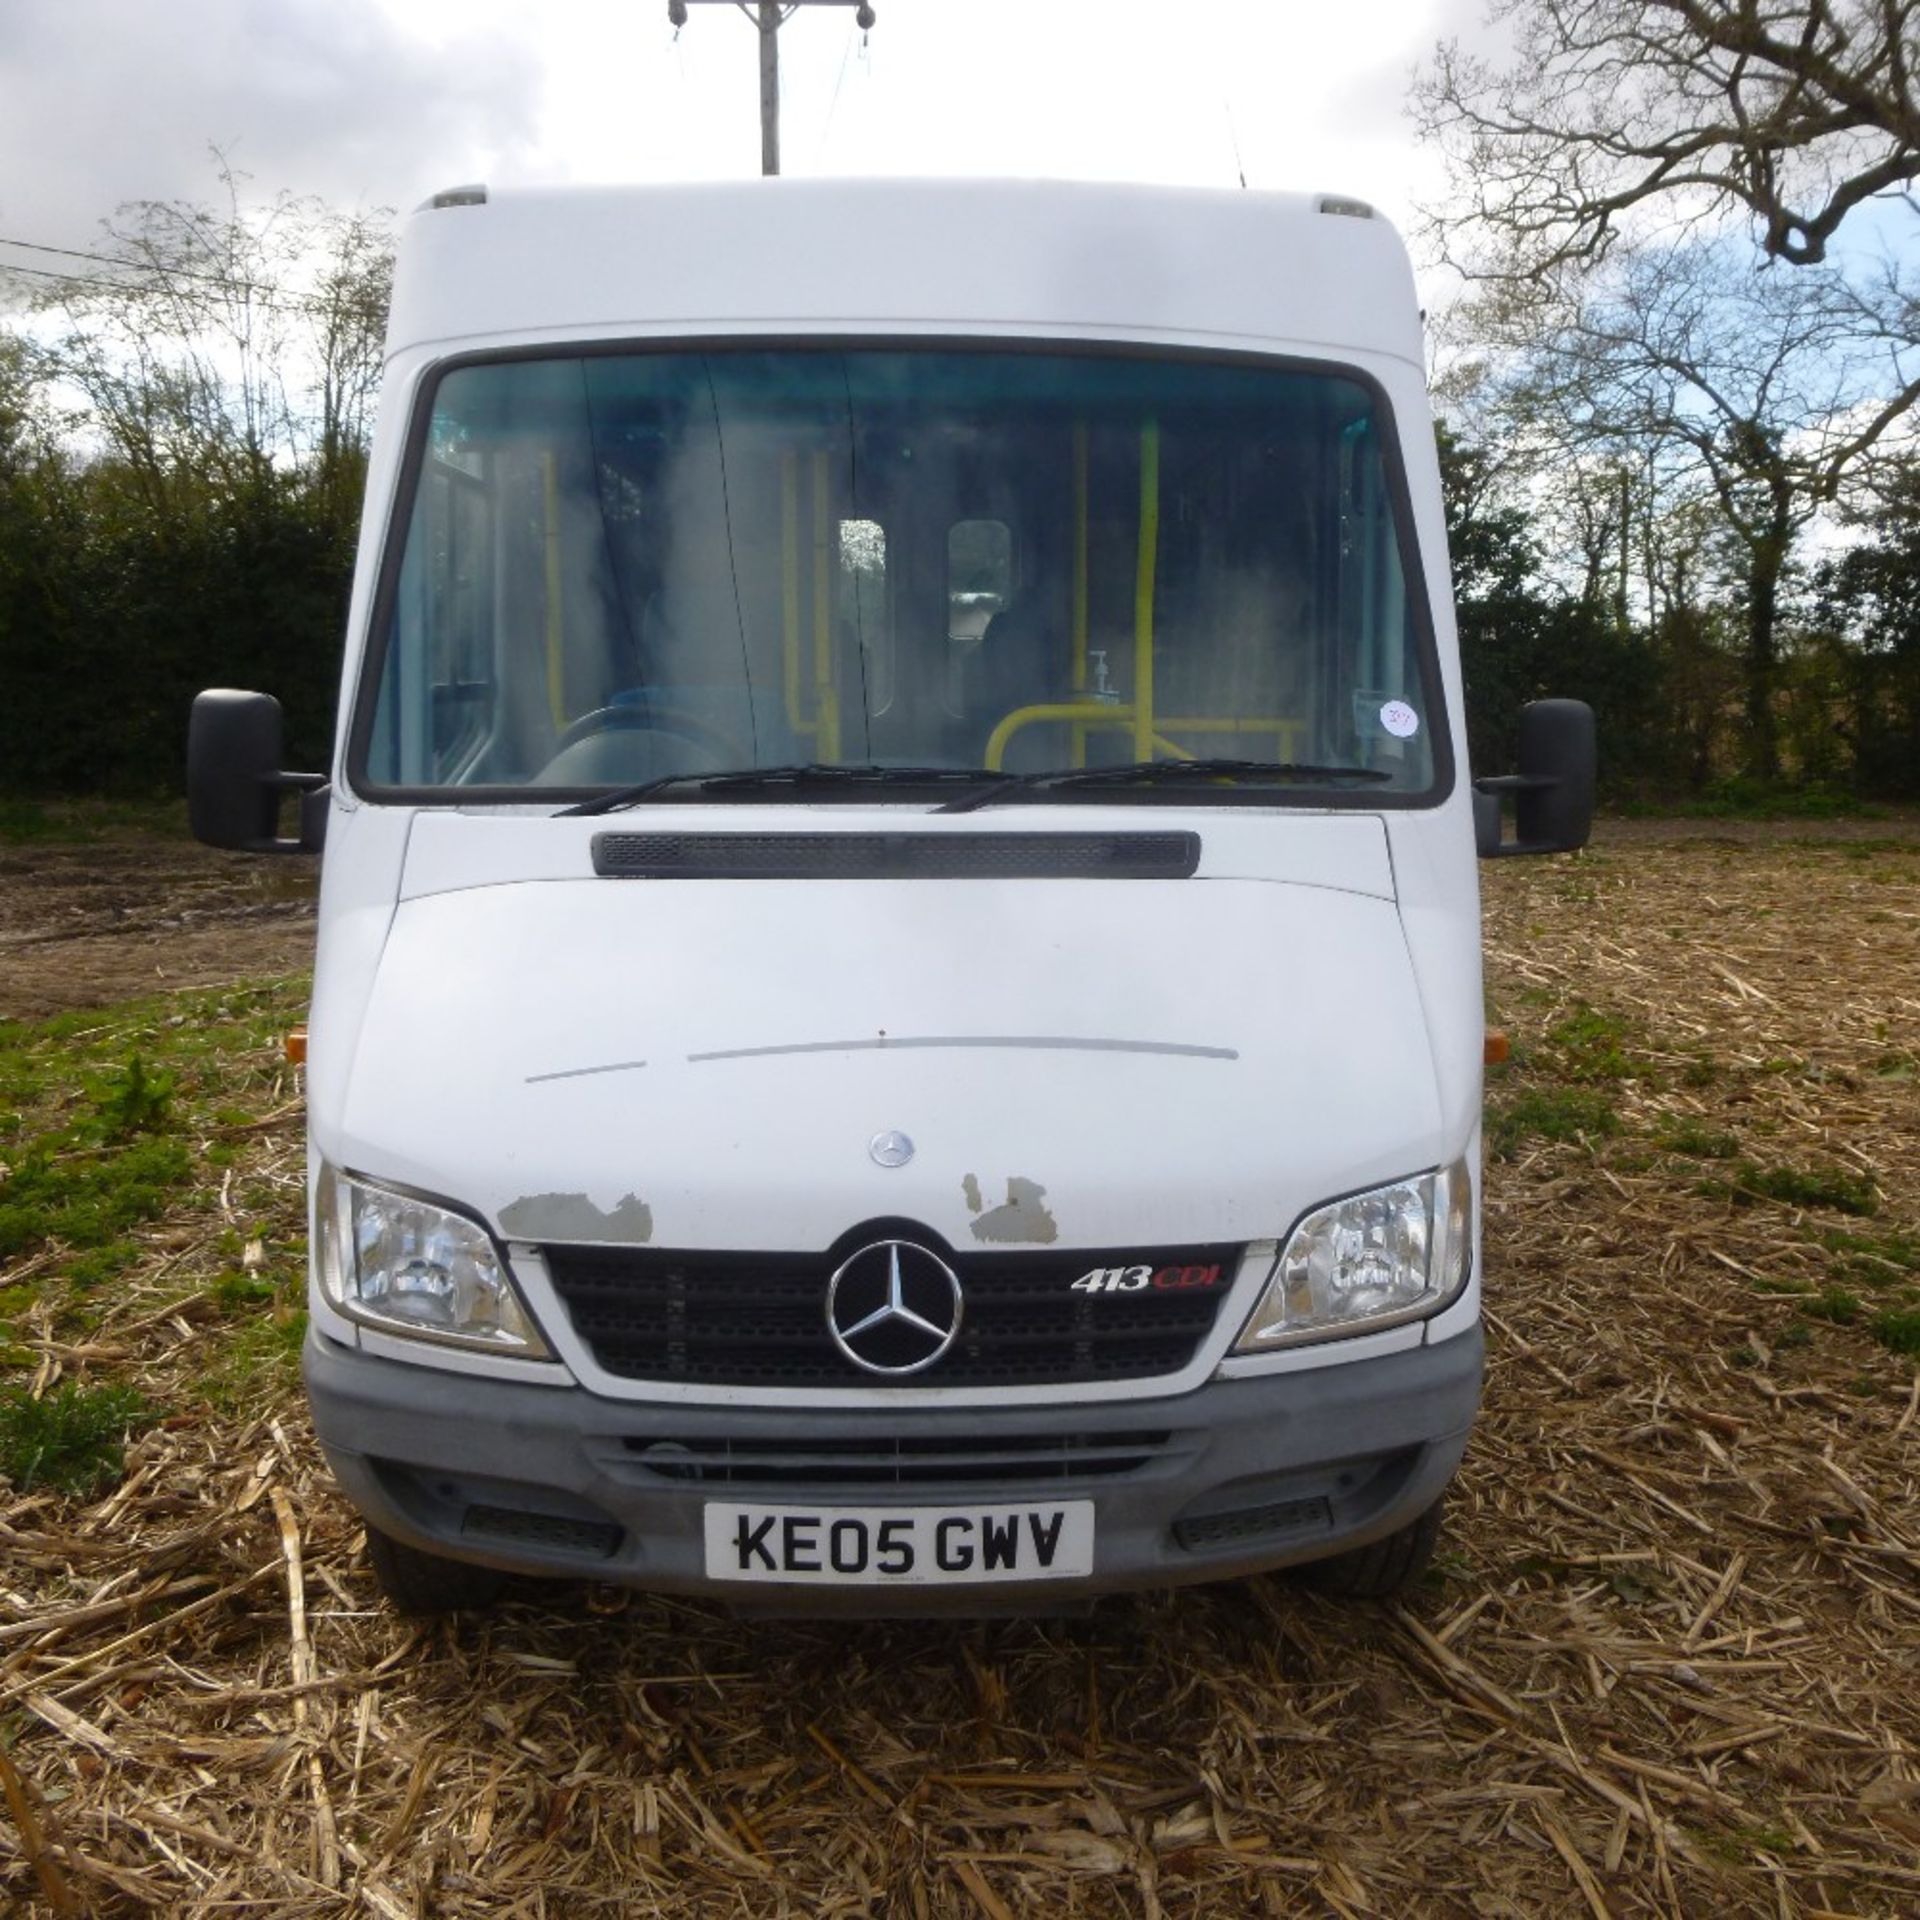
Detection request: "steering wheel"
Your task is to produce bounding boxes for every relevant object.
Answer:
[552,702,749,768]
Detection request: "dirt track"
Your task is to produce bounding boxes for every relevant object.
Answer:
[0,835,317,1021]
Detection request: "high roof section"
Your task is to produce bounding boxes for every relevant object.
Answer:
[385,179,1425,369]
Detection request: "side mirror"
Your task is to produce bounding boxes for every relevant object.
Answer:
[1474,698,1595,859]
[188,690,328,854]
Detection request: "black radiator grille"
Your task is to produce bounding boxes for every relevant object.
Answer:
[544,1242,1240,1388]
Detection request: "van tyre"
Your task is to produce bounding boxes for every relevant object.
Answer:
[1298,1501,1443,1601]
[365,1525,509,1615]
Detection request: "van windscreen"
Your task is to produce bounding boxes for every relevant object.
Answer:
[356,348,1441,801]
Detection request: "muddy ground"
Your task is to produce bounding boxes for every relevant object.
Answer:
[0,831,317,1022]
[2,814,1918,1917]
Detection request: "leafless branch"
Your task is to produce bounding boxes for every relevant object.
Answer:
[1414,1,1920,275]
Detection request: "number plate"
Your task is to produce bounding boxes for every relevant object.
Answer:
[703,1501,1095,1586]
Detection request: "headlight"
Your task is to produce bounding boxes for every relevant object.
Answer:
[1233,1158,1472,1351]
[314,1164,550,1355]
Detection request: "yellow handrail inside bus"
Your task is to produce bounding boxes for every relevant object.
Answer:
[542,452,566,727]
[811,451,840,760]
[781,451,808,739]
[985,701,1129,771]
[1071,422,1089,768]
[984,706,1306,772]
[1133,419,1159,761]
[1173,716,1309,759]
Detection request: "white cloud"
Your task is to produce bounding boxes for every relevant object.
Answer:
[0,0,541,245]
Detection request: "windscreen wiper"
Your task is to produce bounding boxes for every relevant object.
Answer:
[558,764,1015,817]
[938,757,1395,814]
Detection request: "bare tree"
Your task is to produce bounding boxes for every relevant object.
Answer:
[296,200,394,523]
[31,155,391,520]
[1414,2,1920,272]
[1482,239,1920,776]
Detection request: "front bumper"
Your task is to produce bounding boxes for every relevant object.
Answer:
[305,1325,1482,1614]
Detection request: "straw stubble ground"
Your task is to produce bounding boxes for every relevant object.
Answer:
[2,823,1917,1917]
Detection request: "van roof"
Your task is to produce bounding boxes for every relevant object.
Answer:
[384,178,1426,369]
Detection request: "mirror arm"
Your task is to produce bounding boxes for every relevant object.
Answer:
[245,770,329,855]
[1474,773,1572,859]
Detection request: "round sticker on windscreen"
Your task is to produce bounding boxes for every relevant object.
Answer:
[1379,700,1420,739]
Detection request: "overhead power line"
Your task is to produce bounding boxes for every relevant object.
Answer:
[0,258,128,292]
[0,235,349,317]
[817,14,858,165]
[0,233,279,295]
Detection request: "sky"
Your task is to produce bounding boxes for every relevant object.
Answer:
[0,0,1473,284]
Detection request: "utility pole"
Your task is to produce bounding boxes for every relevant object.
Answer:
[667,2,876,177]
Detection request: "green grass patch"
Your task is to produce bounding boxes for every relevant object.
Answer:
[0,1135,195,1259]
[0,982,299,1098]
[92,1054,175,1140]
[0,981,306,1265]
[198,1306,308,1411]
[1487,1085,1620,1157]
[1800,1287,1863,1326]
[1816,1228,1919,1289]
[1731,1822,1798,1859]
[1543,1004,1643,1082]
[210,1270,278,1313]
[1685,778,1870,821]
[0,1281,37,1367]
[1733,1162,1879,1217]
[0,799,67,842]
[0,971,316,1504]
[62,1241,145,1290]
[1869,1309,1920,1359]
[1655,1121,1740,1159]
[0,1380,150,1496]
[0,797,191,845]
[0,975,309,1378]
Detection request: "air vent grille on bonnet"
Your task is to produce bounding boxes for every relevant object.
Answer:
[591,831,1200,880]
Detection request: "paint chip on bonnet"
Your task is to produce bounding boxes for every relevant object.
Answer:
[498,1191,654,1243]
[969,1176,1058,1244]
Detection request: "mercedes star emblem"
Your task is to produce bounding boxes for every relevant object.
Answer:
[869,1129,914,1168]
[825,1239,964,1376]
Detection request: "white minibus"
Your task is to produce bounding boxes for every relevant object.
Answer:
[190,180,1593,1612]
